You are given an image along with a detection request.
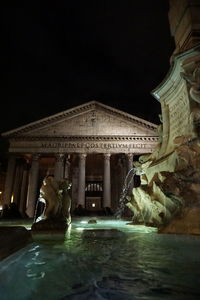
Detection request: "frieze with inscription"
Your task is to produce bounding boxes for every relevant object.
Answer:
[4,102,158,155]
[9,139,158,154]
[41,141,152,150]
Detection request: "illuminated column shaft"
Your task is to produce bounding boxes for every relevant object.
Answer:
[54,154,65,180]
[77,153,86,207]
[103,153,111,208]
[127,153,134,193]
[127,153,133,172]
[64,156,70,179]
[19,166,29,216]
[3,155,16,205]
[26,154,40,218]
[13,164,24,204]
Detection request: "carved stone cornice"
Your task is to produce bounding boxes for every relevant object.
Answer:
[151,44,200,158]
[10,135,159,142]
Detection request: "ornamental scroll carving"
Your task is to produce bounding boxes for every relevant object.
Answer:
[181,66,200,136]
[181,66,200,104]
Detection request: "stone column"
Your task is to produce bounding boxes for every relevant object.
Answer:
[127,153,133,172]
[26,154,40,218]
[3,155,16,205]
[77,153,87,207]
[19,164,29,216]
[126,153,134,193]
[103,153,111,208]
[13,163,24,204]
[54,154,65,180]
[72,167,79,211]
[64,156,70,180]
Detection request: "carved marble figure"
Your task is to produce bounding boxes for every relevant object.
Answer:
[32,176,72,232]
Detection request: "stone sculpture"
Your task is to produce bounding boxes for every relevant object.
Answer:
[125,135,200,234]
[181,67,200,104]
[123,58,200,234]
[31,176,72,232]
[181,67,200,136]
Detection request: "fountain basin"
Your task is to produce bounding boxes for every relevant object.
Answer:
[0,226,32,260]
[82,228,125,239]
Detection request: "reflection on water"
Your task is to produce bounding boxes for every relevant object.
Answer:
[0,217,200,299]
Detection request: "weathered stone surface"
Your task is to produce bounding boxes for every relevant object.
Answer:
[31,218,68,232]
[159,207,200,235]
[127,136,200,231]
[126,46,200,235]
[0,226,32,260]
[31,218,68,241]
[168,0,200,54]
[31,176,71,233]
[2,101,158,155]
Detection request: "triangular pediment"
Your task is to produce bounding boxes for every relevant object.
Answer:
[2,101,158,138]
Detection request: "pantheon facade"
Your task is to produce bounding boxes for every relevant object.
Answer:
[2,101,158,217]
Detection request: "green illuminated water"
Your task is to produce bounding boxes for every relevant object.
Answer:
[0,217,200,299]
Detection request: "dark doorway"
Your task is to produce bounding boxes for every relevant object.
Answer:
[85,181,103,211]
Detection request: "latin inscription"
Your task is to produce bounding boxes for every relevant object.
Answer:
[41,142,152,150]
[168,87,190,143]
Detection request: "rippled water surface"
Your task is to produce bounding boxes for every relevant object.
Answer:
[0,217,200,300]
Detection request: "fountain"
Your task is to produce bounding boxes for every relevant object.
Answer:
[115,167,137,219]
[31,176,72,234]
[114,158,184,228]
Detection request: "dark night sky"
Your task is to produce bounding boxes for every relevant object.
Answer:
[1,0,175,134]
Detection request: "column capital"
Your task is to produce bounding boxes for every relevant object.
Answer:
[65,154,71,160]
[32,153,41,161]
[127,153,133,161]
[79,153,87,160]
[55,153,65,162]
[104,153,111,160]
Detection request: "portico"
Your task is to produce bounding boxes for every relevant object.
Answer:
[2,101,158,217]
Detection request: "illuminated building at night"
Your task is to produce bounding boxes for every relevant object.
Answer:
[2,101,158,217]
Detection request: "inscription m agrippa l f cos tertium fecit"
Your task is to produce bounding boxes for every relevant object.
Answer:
[41,142,152,150]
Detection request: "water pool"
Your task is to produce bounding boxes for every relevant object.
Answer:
[0,217,200,300]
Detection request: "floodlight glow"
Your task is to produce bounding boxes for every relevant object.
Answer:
[92,203,96,207]
[76,227,84,231]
